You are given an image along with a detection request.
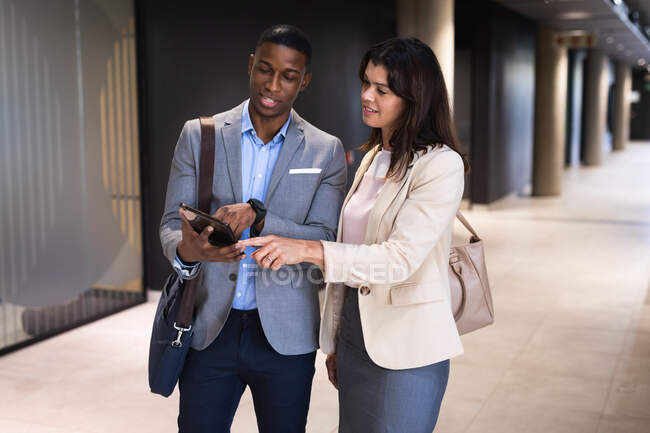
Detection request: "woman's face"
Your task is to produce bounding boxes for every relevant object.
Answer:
[360,61,405,134]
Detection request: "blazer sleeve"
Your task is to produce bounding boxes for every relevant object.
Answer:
[259,137,347,242]
[159,120,199,265]
[321,150,464,285]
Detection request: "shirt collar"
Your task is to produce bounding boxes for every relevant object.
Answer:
[242,99,292,145]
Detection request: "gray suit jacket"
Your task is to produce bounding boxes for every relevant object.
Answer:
[160,101,347,354]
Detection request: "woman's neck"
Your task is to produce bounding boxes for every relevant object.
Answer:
[381,127,394,151]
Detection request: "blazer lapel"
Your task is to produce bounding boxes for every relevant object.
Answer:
[335,145,380,242]
[220,103,244,204]
[265,110,305,204]
[364,151,422,243]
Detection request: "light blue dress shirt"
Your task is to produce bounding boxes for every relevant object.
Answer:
[174,100,290,311]
[234,100,290,309]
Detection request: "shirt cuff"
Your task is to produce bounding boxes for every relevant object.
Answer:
[173,251,201,280]
[320,240,347,283]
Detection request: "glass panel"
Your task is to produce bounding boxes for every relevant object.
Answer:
[0,0,143,354]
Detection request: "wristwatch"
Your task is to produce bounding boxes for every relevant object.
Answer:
[247,198,267,226]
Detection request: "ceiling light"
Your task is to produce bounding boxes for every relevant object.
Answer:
[606,36,615,44]
[558,11,593,20]
[638,58,647,66]
[611,0,622,5]
[617,43,624,51]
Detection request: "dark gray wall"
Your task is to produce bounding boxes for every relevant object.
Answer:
[456,0,536,204]
[135,0,396,290]
[566,49,585,166]
[630,68,650,140]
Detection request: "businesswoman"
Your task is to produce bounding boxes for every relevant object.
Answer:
[239,37,469,432]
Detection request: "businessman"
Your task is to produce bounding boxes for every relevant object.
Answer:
[159,24,347,432]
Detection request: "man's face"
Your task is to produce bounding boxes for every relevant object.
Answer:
[248,42,311,119]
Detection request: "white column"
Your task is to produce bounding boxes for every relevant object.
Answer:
[533,26,567,196]
[582,49,609,165]
[397,0,455,102]
[612,61,631,151]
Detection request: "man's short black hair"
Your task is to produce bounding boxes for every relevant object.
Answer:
[256,24,312,66]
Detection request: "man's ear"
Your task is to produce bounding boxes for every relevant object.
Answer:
[248,53,255,77]
[299,71,312,92]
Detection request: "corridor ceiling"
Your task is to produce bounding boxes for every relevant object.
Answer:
[494,0,650,66]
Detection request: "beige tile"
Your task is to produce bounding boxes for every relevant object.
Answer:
[613,355,650,385]
[78,399,178,433]
[556,282,647,311]
[457,309,540,369]
[435,395,484,433]
[305,387,340,433]
[511,346,619,382]
[461,318,538,350]
[604,356,650,419]
[231,389,259,433]
[629,305,650,334]
[488,304,549,330]
[446,362,507,401]
[622,331,650,358]
[491,366,611,413]
[0,419,89,433]
[526,325,627,356]
[490,291,558,316]
[306,352,340,433]
[597,414,650,433]
[455,335,525,369]
[465,397,601,433]
[541,306,636,333]
[312,351,336,385]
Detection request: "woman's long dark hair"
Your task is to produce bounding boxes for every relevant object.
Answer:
[359,37,470,178]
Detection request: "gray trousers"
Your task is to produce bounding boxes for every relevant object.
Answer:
[337,287,450,433]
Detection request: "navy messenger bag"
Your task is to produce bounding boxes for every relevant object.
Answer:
[148,116,215,397]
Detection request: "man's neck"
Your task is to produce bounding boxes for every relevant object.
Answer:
[248,104,291,144]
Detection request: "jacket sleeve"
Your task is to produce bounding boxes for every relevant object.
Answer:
[321,150,464,285]
[259,138,347,242]
[159,120,199,265]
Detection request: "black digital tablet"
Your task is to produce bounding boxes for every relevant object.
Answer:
[179,203,237,246]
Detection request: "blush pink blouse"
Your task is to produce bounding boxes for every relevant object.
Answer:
[341,150,391,288]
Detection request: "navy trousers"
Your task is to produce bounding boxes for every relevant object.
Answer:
[177,309,316,433]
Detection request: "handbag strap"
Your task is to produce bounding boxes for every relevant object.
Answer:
[456,211,480,239]
[176,116,215,329]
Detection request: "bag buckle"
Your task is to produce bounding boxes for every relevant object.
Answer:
[171,322,192,348]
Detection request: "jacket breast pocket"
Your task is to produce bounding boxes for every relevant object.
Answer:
[389,281,443,306]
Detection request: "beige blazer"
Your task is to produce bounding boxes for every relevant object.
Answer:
[319,144,465,370]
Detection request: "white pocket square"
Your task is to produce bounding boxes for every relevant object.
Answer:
[289,168,322,174]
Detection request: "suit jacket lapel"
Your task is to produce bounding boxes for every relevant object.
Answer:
[265,109,304,205]
[220,103,244,204]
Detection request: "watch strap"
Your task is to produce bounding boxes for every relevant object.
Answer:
[248,198,266,226]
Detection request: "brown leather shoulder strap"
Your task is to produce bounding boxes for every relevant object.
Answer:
[198,116,215,213]
[175,116,215,329]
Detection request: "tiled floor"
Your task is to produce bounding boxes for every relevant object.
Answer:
[1,143,649,433]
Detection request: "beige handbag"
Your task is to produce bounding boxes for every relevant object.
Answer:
[449,211,495,335]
